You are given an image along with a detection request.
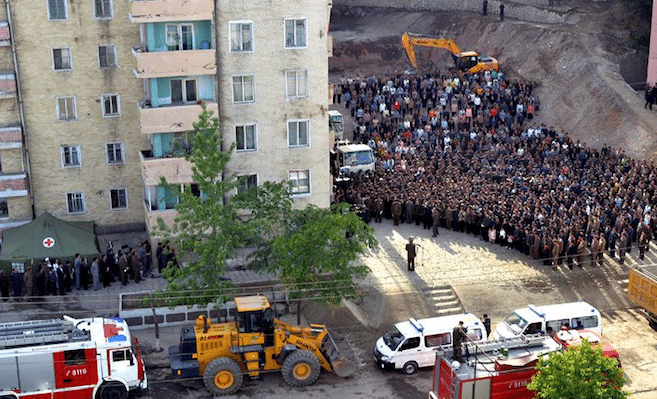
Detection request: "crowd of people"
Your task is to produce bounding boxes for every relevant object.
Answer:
[333,70,657,269]
[0,241,179,300]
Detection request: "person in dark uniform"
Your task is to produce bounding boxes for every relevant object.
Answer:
[483,314,491,337]
[405,238,417,271]
[452,321,467,362]
[499,3,505,21]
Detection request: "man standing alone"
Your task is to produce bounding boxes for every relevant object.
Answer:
[406,238,417,271]
[500,3,505,21]
[482,0,488,16]
[452,321,467,362]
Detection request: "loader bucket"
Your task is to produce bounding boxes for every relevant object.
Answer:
[321,329,359,377]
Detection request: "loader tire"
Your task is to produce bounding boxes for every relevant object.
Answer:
[281,350,321,387]
[203,357,243,396]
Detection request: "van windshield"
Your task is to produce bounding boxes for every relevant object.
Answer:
[382,326,405,350]
[344,150,374,166]
[503,312,528,334]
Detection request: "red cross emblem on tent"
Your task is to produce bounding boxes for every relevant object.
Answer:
[43,237,55,248]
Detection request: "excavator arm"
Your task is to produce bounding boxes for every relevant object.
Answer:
[402,32,462,69]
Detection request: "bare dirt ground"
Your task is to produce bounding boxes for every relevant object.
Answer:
[329,1,657,161]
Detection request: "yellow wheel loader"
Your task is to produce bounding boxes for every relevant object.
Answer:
[169,295,358,395]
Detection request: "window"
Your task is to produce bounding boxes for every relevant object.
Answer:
[286,69,308,99]
[467,328,484,342]
[52,48,71,71]
[235,124,256,151]
[166,24,194,51]
[232,75,254,103]
[172,132,194,156]
[230,22,252,52]
[106,142,123,164]
[288,120,309,147]
[285,18,307,48]
[171,79,197,103]
[289,170,310,194]
[61,145,81,167]
[572,315,599,330]
[66,192,86,214]
[56,96,76,121]
[48,0,67,20]
[238,174,257,194]
[110,188,127,210]
[94,0,112,19]
[399,337,420,351]
[0,200,7,218]
[425,332,451,348]
[102,94,120,117]
[98,45,117,68]
[64,349,86,366]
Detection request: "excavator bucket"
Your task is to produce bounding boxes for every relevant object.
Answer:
[321,329,359,377]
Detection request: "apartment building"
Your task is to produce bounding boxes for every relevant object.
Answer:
[0,2,32,232]
[131,0,332,233]
[1,0,332,237]
[9,0,148,233]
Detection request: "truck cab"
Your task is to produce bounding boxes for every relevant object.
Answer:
[328,110,344,139]
[330,140,375,176]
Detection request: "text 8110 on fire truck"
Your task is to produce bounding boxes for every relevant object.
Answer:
[0,316,147,399]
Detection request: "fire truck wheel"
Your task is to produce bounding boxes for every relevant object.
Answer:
[402,361,418,375]
[281,350,321,387]
[96,381,128,399]
[203,357,243,395]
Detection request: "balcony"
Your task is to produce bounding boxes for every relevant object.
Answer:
[140,150,193,187]
[0,127,22,149]
[137,100,218,135]
[129,0,214,23]
[328,33,333,57]
[0,72,16,99]
[144,205,178,233]
[132,47,216,78]
[0,173,28,197]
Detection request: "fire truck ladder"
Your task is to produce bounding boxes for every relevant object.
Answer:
[465,334,548,355]
[0,318,89,349]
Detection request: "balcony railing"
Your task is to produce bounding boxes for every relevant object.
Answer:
[137,100,218,135]
[132,47,216,78]
[139,150,194,186]
[0,126,22,149]
[0,173,28,197]
[129,0,214,23]
[0,72,16,99]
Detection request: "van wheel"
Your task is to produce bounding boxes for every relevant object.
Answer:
[96,382,127,399]
[402,361,418,375]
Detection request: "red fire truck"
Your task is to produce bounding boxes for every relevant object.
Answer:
[0,316,147,399]
[428,331,620,399]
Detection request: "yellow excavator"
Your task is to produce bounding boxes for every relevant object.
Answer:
[169,295,358,395]
[402,32,499,74]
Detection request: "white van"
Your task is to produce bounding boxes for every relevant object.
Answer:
[491,301,602,340]
[373,313,487,374]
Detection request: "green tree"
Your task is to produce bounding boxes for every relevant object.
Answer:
[155,103,291,306]
[527,339,629,399]
[248,203,377,323]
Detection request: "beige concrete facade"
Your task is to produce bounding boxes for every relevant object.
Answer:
[0,1,31,232]
[10,0,148,231]
[217,0,332,209]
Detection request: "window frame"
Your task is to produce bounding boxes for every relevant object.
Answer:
[47,0,68,21]
[166,23,195,51]
[101,94,121,118]
[56,96,77,121]
[98,45,117,68]
[66,192,86,214]
[237,174,258,195]
[285,69,309,99]
[284,18,307,49]
[287,119,310,147]
[170,78,198,104]
[288,169,310,195]
[106,142,124,165]
[232,74,255,104]
[61,145,81,168]
[109,188,128,210]
[229,21,253,53]
[93,0,113,20]
[235,124,257,152]
[52,47,72,71]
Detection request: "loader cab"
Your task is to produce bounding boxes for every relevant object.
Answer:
[235,296,276,347]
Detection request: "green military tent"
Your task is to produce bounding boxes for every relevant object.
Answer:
[0,211,99,272]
